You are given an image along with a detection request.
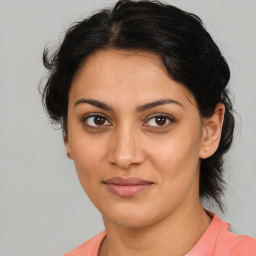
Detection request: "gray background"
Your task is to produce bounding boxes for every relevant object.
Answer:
[0,0,255,255]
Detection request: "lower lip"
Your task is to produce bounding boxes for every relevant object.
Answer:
[104,183,153,198]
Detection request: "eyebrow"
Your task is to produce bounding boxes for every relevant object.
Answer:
[74,98,183,112]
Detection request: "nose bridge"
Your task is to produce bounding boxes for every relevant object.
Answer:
[109,121,144,169]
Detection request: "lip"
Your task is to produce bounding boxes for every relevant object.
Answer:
[103,177,154,198]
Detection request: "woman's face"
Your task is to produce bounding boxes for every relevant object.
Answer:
[65,49,206,228]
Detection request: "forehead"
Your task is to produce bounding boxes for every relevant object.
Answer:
[70,48,197,108]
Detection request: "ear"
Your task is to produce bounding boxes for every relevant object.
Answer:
[199,103,225,159]
[64,135,73,160]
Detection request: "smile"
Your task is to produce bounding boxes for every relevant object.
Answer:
[103,177,154,198]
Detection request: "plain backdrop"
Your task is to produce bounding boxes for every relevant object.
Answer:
[0,0,255,255]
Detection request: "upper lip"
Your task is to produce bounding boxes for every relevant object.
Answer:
[103,176,154,185]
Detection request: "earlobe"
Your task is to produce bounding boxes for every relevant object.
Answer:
[199,103,225,159]
[64,135,73,160]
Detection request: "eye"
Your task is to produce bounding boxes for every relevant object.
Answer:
[144,114,175,128]
[82,113,174,130]
[82,114,111,128]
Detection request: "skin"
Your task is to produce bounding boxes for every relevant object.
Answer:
[64,49,225,256]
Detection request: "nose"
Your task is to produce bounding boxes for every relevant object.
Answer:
[108,124,146,170]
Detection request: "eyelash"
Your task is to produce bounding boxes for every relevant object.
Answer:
[81,113,175,130]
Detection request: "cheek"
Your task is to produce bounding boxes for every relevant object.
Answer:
[69,138,105,192]
[148,127,202,191]
[151,132,200,170]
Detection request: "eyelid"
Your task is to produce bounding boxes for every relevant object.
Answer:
[143,113,176,128]
[81,113,111,128]
[145,113,175,121]
[81,112,109,121]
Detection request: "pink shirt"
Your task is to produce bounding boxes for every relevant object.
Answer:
[62,213,256,256]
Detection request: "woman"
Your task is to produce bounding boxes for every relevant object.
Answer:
[40,0,256,255]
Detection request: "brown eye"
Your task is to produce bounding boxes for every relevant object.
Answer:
[155,116,167,126]
[94,115,106,125]
[145,114,174,128]
[82,114,111,128]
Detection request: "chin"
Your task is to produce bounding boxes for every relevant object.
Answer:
[106,214,156,228]
[101,201,166,229]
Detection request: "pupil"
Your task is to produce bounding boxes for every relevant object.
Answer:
[156,117,166,126]
[94,116,105,125]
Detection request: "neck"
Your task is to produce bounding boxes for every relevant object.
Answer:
[99,201,212,256]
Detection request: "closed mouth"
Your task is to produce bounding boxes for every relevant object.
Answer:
[103,176,154,198]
